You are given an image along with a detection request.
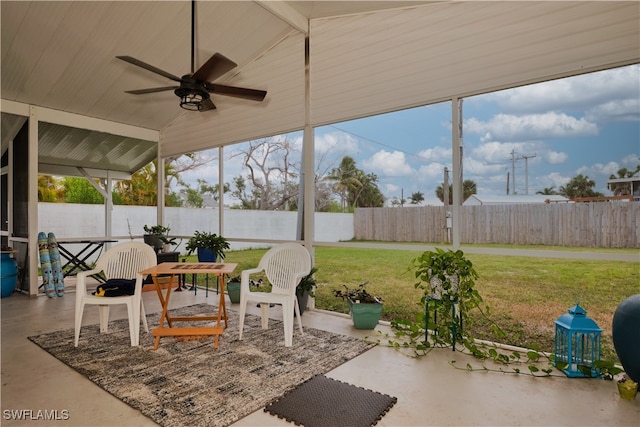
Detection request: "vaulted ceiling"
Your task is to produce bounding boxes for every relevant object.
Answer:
[2,1,638,176]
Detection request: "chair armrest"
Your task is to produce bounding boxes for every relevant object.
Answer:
[77,269,101,279]
[76,269,102,295]
[241,268,263,290]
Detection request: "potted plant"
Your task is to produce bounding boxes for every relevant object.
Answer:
[334,282,383,329]
[296,266,318,315]
[185,230,230,262]
[226,275,241,303]
[159,235,178,253]
[617,375,638,401]
[409,248,480,349]
[143,224,170,252]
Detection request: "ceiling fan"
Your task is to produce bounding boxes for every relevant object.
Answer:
[116,0,266,112]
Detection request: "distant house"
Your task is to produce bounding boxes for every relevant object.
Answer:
[463,195,569,205]
[607,175,640,201]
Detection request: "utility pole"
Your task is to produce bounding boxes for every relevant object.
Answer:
[511,150,517,195]
[444,167,450,242]
[506,170,510,195]
[510,150,536,195]
[521,154,536,195]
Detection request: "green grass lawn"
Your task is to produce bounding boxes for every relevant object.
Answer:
[210,245,638,360]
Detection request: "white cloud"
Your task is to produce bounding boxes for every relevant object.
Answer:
[578,161,621,177]
[545,151,568,164]
[417,146,451,163]
[417,162,446,181]
[586,98,640,123]
[385,183,400,194]
[465,113,598,141]
[485,65,640,117]
[314,132,359,157]
[362,150,415,177]
[621,153,640,168]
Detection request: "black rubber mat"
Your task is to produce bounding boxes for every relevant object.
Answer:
[264,375,397,427]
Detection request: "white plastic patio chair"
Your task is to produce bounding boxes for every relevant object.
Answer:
[238,242,312,347]
[74,241,157,347]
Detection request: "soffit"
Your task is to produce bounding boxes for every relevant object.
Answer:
[308,1,640,126]
[1,1,638,163]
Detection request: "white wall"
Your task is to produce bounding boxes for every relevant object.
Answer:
[38,203,353,255]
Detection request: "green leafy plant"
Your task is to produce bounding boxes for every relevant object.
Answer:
[368,248,627,379]
[185,231,230,260]
[373,248,503,357]
[593,359,624,380]
[143,224,170,235]
[297,266,318,297]
[334,282,382,304]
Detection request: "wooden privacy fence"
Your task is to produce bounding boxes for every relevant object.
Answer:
[354,202,640,248]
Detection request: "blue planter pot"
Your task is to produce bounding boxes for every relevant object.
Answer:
[1,253,18,298]
[197,247,217,263]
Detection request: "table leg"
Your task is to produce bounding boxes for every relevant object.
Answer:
[218,274,228,329]
[153,274,175,350]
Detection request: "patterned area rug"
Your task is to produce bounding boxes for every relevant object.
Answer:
[28,304,374,427]
[265,375,397,427]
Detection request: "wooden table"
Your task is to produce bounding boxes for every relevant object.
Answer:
[139,262,237,349]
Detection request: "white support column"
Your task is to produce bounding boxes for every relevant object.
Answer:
[28,106,39,296]
[219,146,224,234]
[302,36,314,252]
[451,98,462,250]
[105,171,113,245]
[76,166,113,244]
[157,156,165,227]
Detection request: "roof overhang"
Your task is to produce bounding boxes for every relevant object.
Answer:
[1,1,638,166]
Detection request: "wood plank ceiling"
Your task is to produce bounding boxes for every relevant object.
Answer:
[1,1,638,174]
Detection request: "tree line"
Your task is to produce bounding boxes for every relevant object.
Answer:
[37,137,638,209]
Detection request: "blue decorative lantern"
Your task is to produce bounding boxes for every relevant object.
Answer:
[554,304,602,378]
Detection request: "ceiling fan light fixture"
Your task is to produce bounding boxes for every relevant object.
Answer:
[179,91,204,111]
[175,82,210,111]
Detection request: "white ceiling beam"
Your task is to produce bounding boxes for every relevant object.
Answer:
[254,1,309,34]
[0,100,159,142]
[38,163,132,180]
[0,99,30,116]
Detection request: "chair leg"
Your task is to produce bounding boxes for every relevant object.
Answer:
[238,296,247,340]
[74,301,85,347]
[260,303,269,330]
[127,301,136,346]
[140,299,149,333]
[282,299,294,347]
[98,305,110,333]
[294,298,303,335]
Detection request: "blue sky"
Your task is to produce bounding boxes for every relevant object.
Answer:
[181,64,639,206]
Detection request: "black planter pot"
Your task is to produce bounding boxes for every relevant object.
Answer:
[612,294,640,383]
[143,234,163,252]
[296,291,309,316]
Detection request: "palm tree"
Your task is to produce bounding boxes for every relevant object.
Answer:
[559,174,603,199]
[325,156,362,211]
[536,186,558,195]
[435,180,477,204]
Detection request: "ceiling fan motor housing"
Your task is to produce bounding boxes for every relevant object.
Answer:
[175,76,210,99]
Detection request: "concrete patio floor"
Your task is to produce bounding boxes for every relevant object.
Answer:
[1,283,638,427]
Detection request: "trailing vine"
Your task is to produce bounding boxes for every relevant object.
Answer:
[368,248,572,377]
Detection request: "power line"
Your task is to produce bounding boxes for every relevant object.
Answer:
[327,125,446,166]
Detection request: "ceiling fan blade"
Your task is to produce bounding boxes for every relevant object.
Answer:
[125,86,178,95]
[199,98,216,111]
[116,56,182,82]
[204,83,267,102]
[192,53,237,83]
